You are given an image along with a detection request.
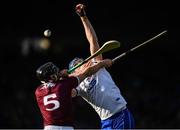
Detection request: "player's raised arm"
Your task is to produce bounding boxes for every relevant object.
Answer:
[76,4,103,61]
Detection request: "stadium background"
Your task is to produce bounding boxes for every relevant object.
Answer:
[0,0,177,129]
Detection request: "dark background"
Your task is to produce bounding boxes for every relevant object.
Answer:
[0,0,177,129]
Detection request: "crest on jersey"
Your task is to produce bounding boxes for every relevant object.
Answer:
[85,76,96,91]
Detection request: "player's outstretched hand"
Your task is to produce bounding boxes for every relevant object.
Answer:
[75,4,86,17]
[102,59,113,68]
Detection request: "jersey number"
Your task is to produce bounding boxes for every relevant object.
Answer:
[43,93,60,111]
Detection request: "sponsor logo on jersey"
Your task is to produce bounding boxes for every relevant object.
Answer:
[88,78,96,91]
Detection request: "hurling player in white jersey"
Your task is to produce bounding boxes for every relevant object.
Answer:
[70,4,135,129]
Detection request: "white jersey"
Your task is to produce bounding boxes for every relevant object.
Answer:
[77,67,127,120]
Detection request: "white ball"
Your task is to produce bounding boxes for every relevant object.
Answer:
[44,29,51,37]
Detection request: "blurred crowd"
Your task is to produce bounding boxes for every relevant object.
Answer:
[0,35,179,129]
[0,0,174,128]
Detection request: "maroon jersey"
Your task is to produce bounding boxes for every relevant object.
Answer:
[35,76,78,126]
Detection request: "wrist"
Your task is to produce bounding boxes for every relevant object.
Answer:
[80,16,88,20]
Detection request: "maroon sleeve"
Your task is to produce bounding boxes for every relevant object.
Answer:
[68,76,79,89]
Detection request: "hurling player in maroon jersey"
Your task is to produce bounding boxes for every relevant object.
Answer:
[35,60,112,130]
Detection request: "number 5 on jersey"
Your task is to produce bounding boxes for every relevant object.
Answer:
[43,93,60,111]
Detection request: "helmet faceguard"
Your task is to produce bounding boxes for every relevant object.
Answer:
[36,62,59,83]
[68,57,84,70]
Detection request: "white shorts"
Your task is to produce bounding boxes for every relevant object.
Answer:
[44,125,74,130]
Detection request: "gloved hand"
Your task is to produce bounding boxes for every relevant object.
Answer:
[75,4,86,17]
[58,69,69,78]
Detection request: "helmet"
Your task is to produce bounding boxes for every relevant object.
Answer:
[68,57,84,70]
[36,62,59,82]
